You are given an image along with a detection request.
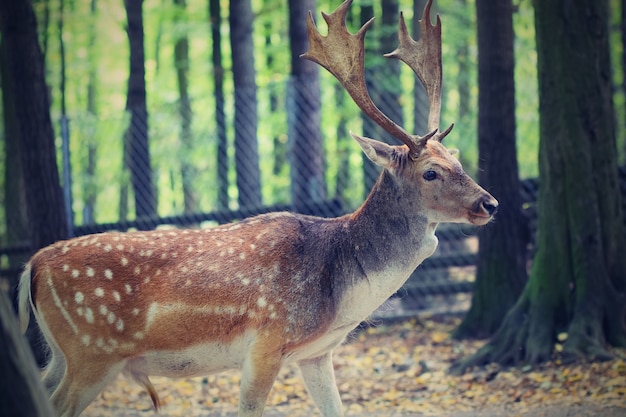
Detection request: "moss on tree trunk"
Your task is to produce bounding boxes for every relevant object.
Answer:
[451,0,626,374]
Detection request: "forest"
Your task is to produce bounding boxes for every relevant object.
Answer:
[1,0,626,415]
[0,0,549,237]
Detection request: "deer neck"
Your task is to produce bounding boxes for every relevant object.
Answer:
[345,168,439,288]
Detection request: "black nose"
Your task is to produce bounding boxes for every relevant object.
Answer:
[482,201,498,216]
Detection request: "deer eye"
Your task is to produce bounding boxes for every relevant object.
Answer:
[423,170,437,181]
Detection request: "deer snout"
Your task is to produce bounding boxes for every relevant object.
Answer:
[482,197,498,216]
[477,195,498,217]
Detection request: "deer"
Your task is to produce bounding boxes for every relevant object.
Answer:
[17,1,497,416]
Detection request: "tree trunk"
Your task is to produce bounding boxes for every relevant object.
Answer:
[0,0,68,252]
[360,3,381,196]
[264,18,286,179]
[83,0,98,225]
[229,0,262,209]
[451,0,626,373]
[0,290,55,417]
[452,0,527,340]
[334,82,351,201]
[412,0,428,135]
[123,0,157,224]
[379,0,403,141]
[288,0,325,213]
[174,0,198,214]
[0,37,29,280]
[209,0,229,212]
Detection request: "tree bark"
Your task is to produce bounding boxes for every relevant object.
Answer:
[0,0,68,252]
[83,0,98,225]
[209,0,229,212]
[451,0,626,373]
[288,0,325,213]
[453,0,527,340]
[360,3,381,196]
[0,290,55,417]
[0,37,29,280]
[123,0,157,224]
[412,0,428,135]
[174,0,198,214]
[229,0,262,209]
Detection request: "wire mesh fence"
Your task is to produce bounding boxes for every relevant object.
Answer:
[1,71,611,316]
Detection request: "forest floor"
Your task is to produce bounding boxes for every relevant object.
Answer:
[82,314,626,417]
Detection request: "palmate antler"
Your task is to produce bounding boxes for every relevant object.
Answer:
[301,0,453,159]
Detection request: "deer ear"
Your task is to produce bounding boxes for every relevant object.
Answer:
[350,132,394,168]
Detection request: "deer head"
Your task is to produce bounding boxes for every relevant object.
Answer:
[301,0,497,226]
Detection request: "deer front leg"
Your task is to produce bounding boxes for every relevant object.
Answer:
[298,352,344,417]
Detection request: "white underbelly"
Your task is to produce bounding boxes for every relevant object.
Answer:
[127,333,252,378]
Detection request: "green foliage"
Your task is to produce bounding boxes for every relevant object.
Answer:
[6,0,608,230]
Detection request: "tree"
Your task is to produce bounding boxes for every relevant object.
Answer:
[0,38,29,279]
[209,0,229,212]
[360,2,381,195]
[412,0,428,134]
[229,0,262,209]
[452,0,527,340]
[0,0,68,252]
[0,290,54,417]
[451,0,626,372]
[82,0,99,225]
[123,0,157,223]
[173,0,198,214]
[288,0,325,213]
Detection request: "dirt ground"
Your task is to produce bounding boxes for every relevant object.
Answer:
[81,315,626,417]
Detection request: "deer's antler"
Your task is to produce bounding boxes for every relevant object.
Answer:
[385,0,453,140]
[301,0,452,158]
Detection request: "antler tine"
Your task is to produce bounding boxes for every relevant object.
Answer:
[384,0,454,142]
[301,0,426,157]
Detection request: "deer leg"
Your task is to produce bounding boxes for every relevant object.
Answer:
[238,346,283,417]
[298,352,344,417]
[49,359,125,417]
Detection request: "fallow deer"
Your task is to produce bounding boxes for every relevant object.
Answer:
[18,0,497,416]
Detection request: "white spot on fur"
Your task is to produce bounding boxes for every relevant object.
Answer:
[112,291,121,302]
[104,269,113,280]
[81,334,91,346]
[62,264,69,272]
[133,331,144,340]
[116,319,124,332]
[257,297,267,308]
[99,305,108,315]
[75,292,84,304]
[132,308,140,316]
[125,284,132,294]
[71,269,80,279]
[84,307,94,324]
[86,267,95,277]
[121,257,128,266]
[104,244,112,252]
[94,288,104,297]
[107,311,116,325]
